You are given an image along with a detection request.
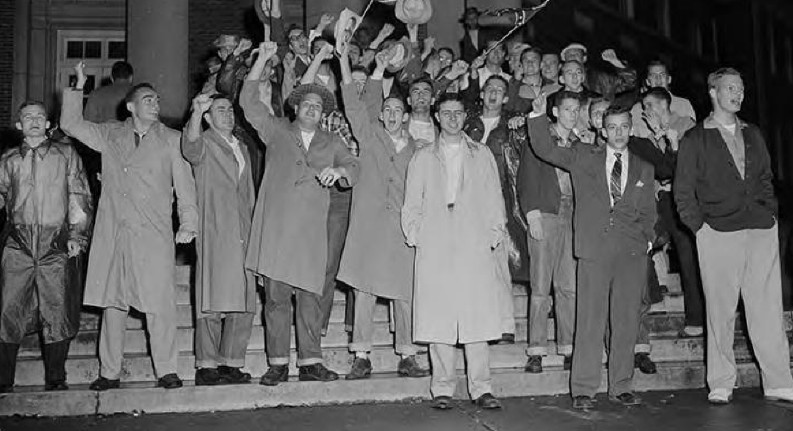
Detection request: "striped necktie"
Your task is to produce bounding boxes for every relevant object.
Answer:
[610,152,622,205]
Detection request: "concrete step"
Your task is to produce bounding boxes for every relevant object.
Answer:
[14,331,792,387]
[2,360,785,417]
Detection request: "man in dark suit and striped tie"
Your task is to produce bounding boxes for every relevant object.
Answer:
[526,96,657,410]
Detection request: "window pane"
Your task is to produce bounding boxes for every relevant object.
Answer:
[108,41,126,59]
[85,41,102,59]
[66,41,83,59]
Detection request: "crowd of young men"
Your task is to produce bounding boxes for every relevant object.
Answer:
[0,1,791,412]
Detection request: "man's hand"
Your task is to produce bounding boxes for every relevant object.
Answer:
[508,116,526,130]
[318,13,335,30]
[74,61,87,90]
[446,60,469,80]
[175,229,197,244]
[642,110,663,136]
[531,91,548,115]
[470,55,486,72]
[316,167,346,187]
[423,37,435,52]
[378,23,395,40]
[253,41,279,63]
[528,218,544,241]
[316,43,335,62]
[67,240,82,258]
[234,38,253,57]
[375,49,396,70]
[665,128,680,151]
[283,51,297,71]
[191,93,213,115]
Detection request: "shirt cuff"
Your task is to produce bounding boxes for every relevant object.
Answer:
[371,70,384,81]
[528,112,544,119]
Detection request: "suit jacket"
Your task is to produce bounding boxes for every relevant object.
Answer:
[674,118,776,233]
[527,115,656,259]
[517,124,578,216]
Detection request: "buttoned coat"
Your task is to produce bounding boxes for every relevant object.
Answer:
[182,129,256,317]
[402,135,507,344]
[337,80,417,300]
[240,81,360,294]
[60,89,198,315]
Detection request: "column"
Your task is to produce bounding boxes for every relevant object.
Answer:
[127,0,188,125]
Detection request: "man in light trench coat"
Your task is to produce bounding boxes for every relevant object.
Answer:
[402,92,507,410]
[183,93,257,386]
[241,42,360,385]
[61,62,198,391]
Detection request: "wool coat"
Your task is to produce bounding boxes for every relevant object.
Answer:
[337,80,417,300]
[182,128,256,317]
[402,134,507,344]
[239,81,360,294]
[60,89,199,315]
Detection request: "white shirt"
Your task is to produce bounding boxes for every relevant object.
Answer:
[440,140,464,205]
[606,146,629,207]
[480,116,500,143]
[409,119,435,143]
[468,29,479,50]
[220,134,245,179]
[300,130,315,151]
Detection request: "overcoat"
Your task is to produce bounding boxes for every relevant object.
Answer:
[60,89,198,315]
[337,80,417,300]
[0,141,93,343]
[182,128,256,316]
[402,134,507,344]
[239,81,360,294]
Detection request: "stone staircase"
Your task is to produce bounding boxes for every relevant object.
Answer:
[3,264,792,417]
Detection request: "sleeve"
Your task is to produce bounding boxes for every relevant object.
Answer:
[401,151,426,247]
[459,74,481,107]
[674,128,704,232]
[0,157,10,210]
[526,114,578,171]
[240,80,279,146]
[754,128,778,217]
[482,148,508,248]
[60,89,112,153]
[516,131,544,216]
[66,147,94,247]
[181,130,206,165]
[341,82,376,150]
[332,135,360,188]
[638,163,658,242]
[171,133,199,234]
[362,78,385,123]
[629,138,674,181]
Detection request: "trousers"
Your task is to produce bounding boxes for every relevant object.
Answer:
[263,278,323,366]
[99,306,177,379]
[195,312,254,369]
[429,342,491,399]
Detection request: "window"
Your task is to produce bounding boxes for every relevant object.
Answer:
[57,30,125,96]
[108,41,126,59]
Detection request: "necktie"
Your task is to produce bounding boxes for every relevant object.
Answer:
[134,133,141,148]
[610,153,622,205]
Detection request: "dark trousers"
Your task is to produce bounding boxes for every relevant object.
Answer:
[320,187,353,334]
[658,192,704,326]
[263,279,323,367]
[0,339,70,388]
[571,237,646,398]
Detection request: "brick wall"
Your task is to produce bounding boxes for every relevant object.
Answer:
[0,0,15,129]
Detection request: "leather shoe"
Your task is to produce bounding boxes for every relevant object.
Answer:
[610,392,642,406]
[563,355,572,371]
[397,356,430,378]
[572,395,595,410]
[346,357,373,380]
[218,366,251,384]
[195,368,223,386]
[44,380,69,391]
[260,365,289,386]
[524,355,542,373]
[634,353,657,374]
[89,376,120,391]
[432,395,453,410]
[475,393,502,409]
[157,373,183,389]
[298,363,339,382]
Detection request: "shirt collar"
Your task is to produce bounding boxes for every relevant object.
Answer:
[20,140,51,159]
[606,145,628,159]
[703,113,748,130]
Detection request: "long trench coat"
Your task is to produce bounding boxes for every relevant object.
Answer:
[182,129,256,317]
[402,134,507,344]
[0,141,93,343]
[239,81,360,294]
[337,81,417,300]
[60,89,198,315]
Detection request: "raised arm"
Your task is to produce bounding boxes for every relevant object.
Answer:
[182,94,213,164]
[240,41,280,145]
[171,132,199,244]
[60,61,111,153]
[526,94,578,171]
[66,145,93,256]
[301,43,334,85]
[340,44,377,147]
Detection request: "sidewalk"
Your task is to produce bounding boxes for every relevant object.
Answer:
[2,389,792,431]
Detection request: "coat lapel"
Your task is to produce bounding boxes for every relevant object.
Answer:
[618,151,643,207]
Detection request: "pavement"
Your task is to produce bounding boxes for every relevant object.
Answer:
[2,389,792,431]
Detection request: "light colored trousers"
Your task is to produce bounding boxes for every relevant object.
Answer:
[696,222,793,391]
[526,212,576,356]
[195,312,254,369]
[350,290,417,356]
[429,342,491,399]
[99,306,177,379]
